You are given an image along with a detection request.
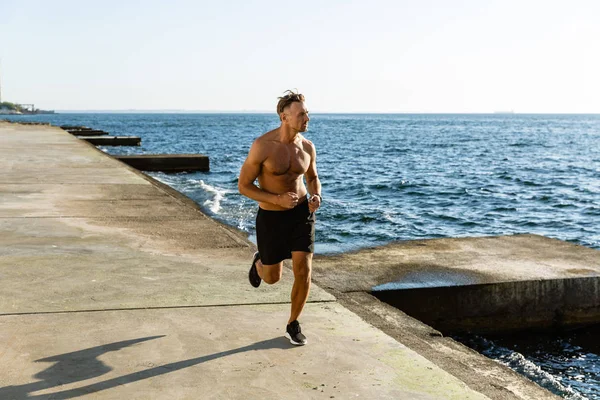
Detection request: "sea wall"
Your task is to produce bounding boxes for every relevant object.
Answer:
[314,235,600,334]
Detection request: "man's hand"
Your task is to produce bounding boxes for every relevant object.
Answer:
[276,192,299,209]
[308,194,321,213]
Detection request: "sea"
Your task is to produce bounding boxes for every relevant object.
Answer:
[7,112,600,399]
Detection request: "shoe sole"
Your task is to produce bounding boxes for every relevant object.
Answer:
[285,332,307,346]
[249,252,261,288]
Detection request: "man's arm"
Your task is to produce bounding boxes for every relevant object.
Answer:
[238,140,280,205]
[305,142,321,212]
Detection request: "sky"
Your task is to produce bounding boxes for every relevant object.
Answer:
[1,0,599,113]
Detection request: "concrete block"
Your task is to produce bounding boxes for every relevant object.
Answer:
[60,125,93,130]
[115,154,209,172]
[80,136,141,146]
[314,235,600,334]
[372,277,600,334]
[69,130,110,136]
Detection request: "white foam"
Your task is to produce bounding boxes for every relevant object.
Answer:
[496,351,588,400]
[382,210,396,223]
[198,180,229,214]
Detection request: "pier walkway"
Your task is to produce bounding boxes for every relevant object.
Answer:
[0,122,557,399]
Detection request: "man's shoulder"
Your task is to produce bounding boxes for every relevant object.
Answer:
[300,135,315,152]
[249,129,278,161]
[254,128,279,146]
[300,135,314,145]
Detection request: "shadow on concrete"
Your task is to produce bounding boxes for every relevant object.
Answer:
[0,335,291,399]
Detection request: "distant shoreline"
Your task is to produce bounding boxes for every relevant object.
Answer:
[0,110,55,115]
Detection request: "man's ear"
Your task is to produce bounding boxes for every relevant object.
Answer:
[280,112,287,123]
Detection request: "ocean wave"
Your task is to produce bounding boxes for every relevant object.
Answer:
[197,180,230,214]
[531,195,553,202]
[582,207,600,216]
[383,147,409,155]
[500,351,590,400]
[509,142,534,147]
[552,203,577,209]
[457,336,588,400]
[515,178,543,187]
[491,206,518,212]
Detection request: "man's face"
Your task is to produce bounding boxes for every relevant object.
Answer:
[284,101,310,133]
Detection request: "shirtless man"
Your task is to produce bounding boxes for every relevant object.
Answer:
[238,90,321,346]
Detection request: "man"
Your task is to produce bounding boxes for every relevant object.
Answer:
[238,90,321,346]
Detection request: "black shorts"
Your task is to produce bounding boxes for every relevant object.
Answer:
[256,200,315,265]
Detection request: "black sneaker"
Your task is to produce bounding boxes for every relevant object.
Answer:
[248,252,261,288]
[285,320,307,346]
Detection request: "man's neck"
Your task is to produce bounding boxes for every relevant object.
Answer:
[278,125,299,144]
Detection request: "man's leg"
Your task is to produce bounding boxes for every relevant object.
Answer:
[256,259,283,285]
[288,251,312,324]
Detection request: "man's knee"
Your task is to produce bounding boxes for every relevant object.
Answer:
[292,253,312,283]
[294,270,311,286]
[262,263,283,284]
[263,271,282,284]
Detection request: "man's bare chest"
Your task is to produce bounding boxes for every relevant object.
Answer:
[263,144,310,176]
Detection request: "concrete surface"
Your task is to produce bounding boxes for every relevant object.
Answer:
[313,236,600,333]
[0,304,492,400]
[0,122,558,399]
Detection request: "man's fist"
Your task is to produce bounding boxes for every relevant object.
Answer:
[277,192,299,209]
[308,194,321,212]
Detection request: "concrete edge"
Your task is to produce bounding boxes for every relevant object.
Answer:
[329,290,560,399]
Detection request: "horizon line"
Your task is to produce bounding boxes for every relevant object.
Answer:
[49,109,600,115]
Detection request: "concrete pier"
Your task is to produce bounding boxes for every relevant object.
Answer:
[80,135,141,146]
[60,125,93,130]
[313,235,600,334]
[115,154,209,172]
[0,122,559,399]
[68,129,110,136]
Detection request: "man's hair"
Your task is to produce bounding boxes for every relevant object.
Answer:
[277,90,305,116]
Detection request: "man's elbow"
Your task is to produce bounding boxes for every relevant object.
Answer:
[238,180,251,196]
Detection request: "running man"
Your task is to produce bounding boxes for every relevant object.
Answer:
[238,90,321,346]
